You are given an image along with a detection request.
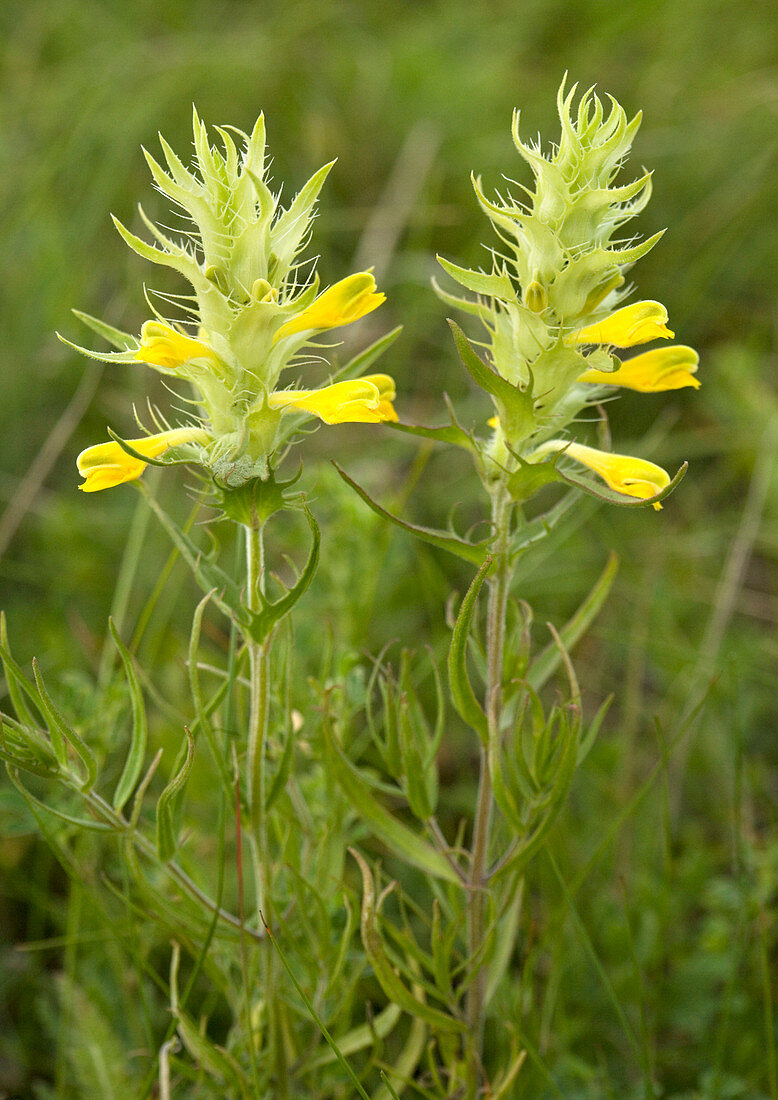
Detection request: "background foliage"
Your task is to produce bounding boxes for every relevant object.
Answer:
[1,0,776,1095]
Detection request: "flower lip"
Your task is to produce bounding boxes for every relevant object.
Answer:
[273,273,385,343]
[578,345,700,392]
[567,300,674,348]
[135,321,216,372]
[268,374,397,425]
[77,427,207,492]
[534,439,671,510]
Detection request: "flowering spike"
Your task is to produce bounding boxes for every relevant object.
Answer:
[69,113,396,493]
[437,78,695,510]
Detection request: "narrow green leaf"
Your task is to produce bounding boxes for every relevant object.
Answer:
[174,1010,251,1097]
[0,719,59,777]
[350,849,465,1033]
[112,215,201,283]
[266,720,296,812]
[271,160,335,272]
[387,419,476,452]
[244,503,320,643]
[0,618,45,733]
[261,911,373,1100]
[138,482,247,626]
[322,708,459,884]
[304,1003,402,1070]
[334,463,490,565]
[72,310,136,351]
[6,768,113,832]
[399,697,433,821]
[156,728,195,861]
[448,320,536,441]
[187,592,233,798]
[339,324,403,378]
[448,560,491,742]
[432,276,494,319]
[32,659,96,788]
[109,619,148,813]
[526,552,618,692]
[437,256,516,301]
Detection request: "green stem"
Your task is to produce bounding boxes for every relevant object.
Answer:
[244,518,270,924]
[466,483,513,1093]
[244,515,287,1095]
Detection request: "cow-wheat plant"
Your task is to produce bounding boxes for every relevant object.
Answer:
[0,81,694,1097]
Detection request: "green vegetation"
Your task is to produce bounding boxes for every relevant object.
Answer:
[1,1,776,1096]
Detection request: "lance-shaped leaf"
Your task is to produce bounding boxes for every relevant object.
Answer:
[270,160,335,277]
[510,487,584,560]
[6,768,113,833]
[322,708,459,884]
[32,659,96,789]
[0,616,46,733]
[448,559,492,743]
[388,418,477,453]
[437,256,517,301]
[448,320,535,441]
[138,483,248,626]
[506,453,566,503]
[109,619,148,814]
[71,310,136,351]
[0,716,60,778]
[350,849,466,1033]
[526,551,618,692]
[243,503,320,643]
[156,728,195,862]
[338,324,404,379]
[334,462,490,565]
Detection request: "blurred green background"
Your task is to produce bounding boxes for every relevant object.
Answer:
[1,0,777,1095]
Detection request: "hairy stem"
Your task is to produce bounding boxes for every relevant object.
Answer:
[245,518,270,924]
[466,483,513,1094]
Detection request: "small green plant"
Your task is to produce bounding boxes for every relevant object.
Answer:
[1,81,697,1097]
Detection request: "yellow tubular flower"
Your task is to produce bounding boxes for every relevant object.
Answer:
[579,345,700,392]
[539,440,671,509]
[135,321,215,371]
[567,301,674,348]
[274,273,385,342]
[268,374,398,425]
[77,427,207,492]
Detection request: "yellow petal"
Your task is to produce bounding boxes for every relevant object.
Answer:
[274,273,385,342]
[268,374,398,425]
[579,346,700,392]
[135,321,214,370]
[561,441,671,509]
[567,301,674,348]
[77,427,206,492]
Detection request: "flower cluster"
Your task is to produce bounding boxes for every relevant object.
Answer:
[437,80,696,508]
[68,112,396,493]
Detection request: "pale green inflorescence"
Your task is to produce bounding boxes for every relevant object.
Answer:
[437,79,696,508]
[67,111,394,492]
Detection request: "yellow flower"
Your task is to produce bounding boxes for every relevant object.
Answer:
[77,427,207,492]
[268,374,398,425]
[567,301,674,348]
[274,273,385,342]
[537,439,671,509]
[578,345,700,392]
[135,321,215,371]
